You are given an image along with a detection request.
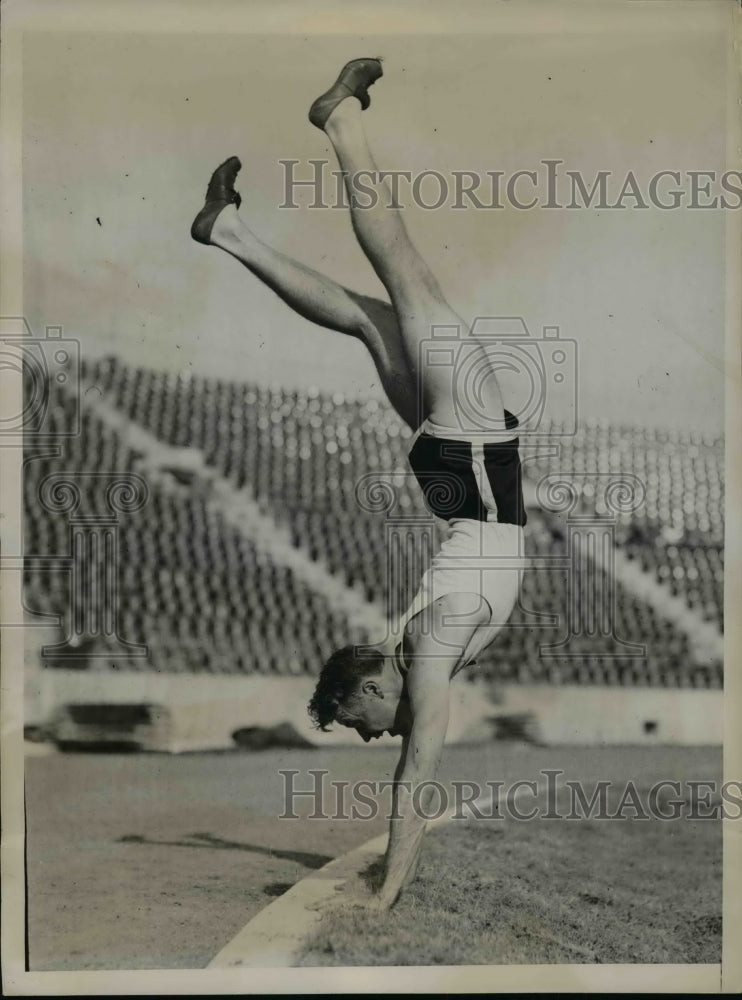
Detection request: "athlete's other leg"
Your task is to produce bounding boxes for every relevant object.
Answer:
[323,98,506,431]
[211,208,417,427]
[192,162,419,428]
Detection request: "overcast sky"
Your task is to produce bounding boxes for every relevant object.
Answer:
[22,17,729,432]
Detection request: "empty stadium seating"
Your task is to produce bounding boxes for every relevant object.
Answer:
[22,354,724,688]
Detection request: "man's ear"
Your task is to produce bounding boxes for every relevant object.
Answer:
[361,678,383,698]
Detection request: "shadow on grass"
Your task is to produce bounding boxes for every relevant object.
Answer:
[358,856,386,893]
[118,831,332,869]
[263,881,295,897]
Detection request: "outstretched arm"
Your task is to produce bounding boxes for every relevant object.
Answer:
[374,592,488,910]
[386,734,423,890]
[375,668,450,909]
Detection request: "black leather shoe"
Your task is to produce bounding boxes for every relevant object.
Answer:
[308,58,383,131]
[191,156,242,245]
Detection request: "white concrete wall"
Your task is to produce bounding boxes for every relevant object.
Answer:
[499,684,722,746]
[29,668,722,751]
[30,668,500,751]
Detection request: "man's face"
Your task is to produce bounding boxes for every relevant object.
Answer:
[336,678,404,742]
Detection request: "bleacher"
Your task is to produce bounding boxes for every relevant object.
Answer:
[538,418,724,627]
[23,374,366,676]
[22,354,724,688]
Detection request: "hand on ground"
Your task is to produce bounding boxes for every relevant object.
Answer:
[307,876,384,915]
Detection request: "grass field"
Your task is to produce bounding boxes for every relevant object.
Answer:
[25,742,721,970]
[300,788,721,966]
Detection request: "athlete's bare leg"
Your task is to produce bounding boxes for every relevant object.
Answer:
[322,98,506,430]
[199,197,418,428]
[193,63,505,432]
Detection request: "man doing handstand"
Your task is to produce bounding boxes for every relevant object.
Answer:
[192,58,526,910]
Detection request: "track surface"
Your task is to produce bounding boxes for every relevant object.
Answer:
[25,743,721,970]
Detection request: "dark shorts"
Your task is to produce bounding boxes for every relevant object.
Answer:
[407,410,527,526]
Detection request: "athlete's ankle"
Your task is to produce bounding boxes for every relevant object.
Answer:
[324,95,362,134]
[209,204,242,246]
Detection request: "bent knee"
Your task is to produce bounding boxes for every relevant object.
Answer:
[349,293,399,342]
[396,285,461,330]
